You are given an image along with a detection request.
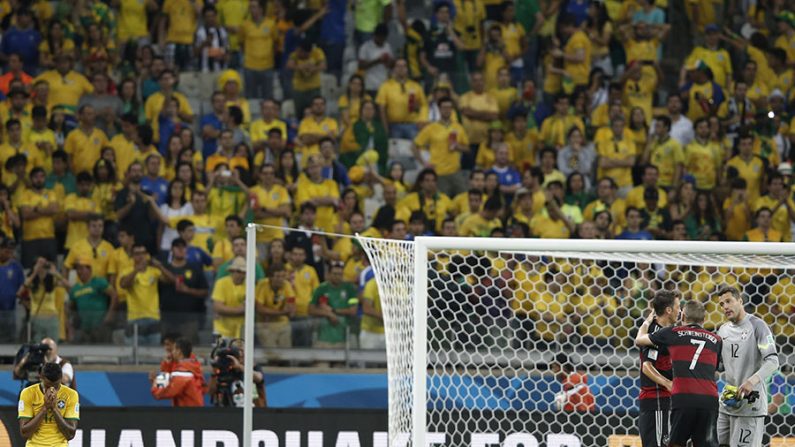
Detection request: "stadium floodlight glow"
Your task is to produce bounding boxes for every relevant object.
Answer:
[357,236,795,447]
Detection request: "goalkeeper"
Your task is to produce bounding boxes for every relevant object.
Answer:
[715,286,779,447]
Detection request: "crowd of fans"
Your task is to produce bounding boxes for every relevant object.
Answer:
[0,0,793,352]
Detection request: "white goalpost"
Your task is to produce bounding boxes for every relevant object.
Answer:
[358,236,795,447]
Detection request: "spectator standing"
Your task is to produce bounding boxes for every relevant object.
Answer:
[422,3,463,88]
[296,96,339,163]
[320,0,347,82]
[354,0,391,47]
[195,5,230,73]
[744,207,783,242]
[626,164,668,210]
[539,95,585,149]
[459,72,499,170]
[141,155,169,206]
[211,256,246,340]
[151,338,205,406]
[64,105,110,175]
[111,114,144,176]
[557,127,596,187]
[18,168,59,268]
[642,115,684,190]
[287,40,326,120]
[68,258,117,343]
[617,207,653,240]
[159,0,203,70]
[412,97,469,197]
[120,243,176,345]
[18,258,68,341]
[34,54,93,114]
[295,155,340,233]
[488,145,522,202]
[255,262,296,347]
[78,73,124,137]
[684,117,722,192]
[63,217,114,280]
[397,169,453,233]
[0,236,24,342]
[156,179,194,256]
[283,244,319,347]
[454,0,486,72]
[596,117,636,197]
[1,10,41,75]
[754,173,795,242]
[216,236,266,280]
[62,173,101,252]
[217,0,247,67]
[200,92,227,159]
[309,262,358,349]
[239,0,278,99]
[250,99,288,156]
[726,133,764,202]
[115,162,160,254]
[376,58,428,139]
[249,163,292,248]
[683,24,732,90]
[159,238,209,343]
[144,70,195,125]
[358,24,393,96]
[0,53,34,95]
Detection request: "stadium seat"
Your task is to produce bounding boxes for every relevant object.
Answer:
[249,99,262,120]
[178,72,201,99]
[388,139,413,159]
[198,72,217,101]
[607,435,641,447]
[281,100,296,120]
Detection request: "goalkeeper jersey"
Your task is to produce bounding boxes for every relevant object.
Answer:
[717,314,779,417]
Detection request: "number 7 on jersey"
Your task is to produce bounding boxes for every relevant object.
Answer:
[689,339,706,370]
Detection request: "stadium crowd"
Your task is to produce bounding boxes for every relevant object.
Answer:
[0,0,793,352]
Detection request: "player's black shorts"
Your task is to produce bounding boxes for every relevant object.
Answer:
[640,409,670,447]
[670,408,719,447]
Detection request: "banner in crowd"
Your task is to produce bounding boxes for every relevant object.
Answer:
[0,407,792,447]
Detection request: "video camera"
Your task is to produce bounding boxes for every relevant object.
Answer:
[14,343,51,384]
[210,338,244,407]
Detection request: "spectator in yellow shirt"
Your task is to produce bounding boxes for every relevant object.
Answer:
[287,39,326,120]
[683,25,732,89]
[286,244,320,347]
[459,195,503,237]
[119,243,176,345]
[239,0,278,99]
[211,256,246,340]
[296,96,339,161]
[18,168,59,268]
[64,105,109,174]
[684,117,722,191]
[726,133,765,202]
[412,97,470,197]
[62,172,102,251]
[552,15,592,87]
[375,58,428,139]
[596,116,637,195]
[539,94,585,148]
[743,207,783,242]
[254,261,295,348]
[160,0,203,70]
[34,54,93,114]
[295,155,340,232]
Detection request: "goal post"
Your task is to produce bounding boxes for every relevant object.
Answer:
[358,236,795,447]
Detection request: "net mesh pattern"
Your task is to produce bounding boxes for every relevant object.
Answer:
[358,237,795,447]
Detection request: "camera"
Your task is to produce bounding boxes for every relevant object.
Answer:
[210,339,245,407]
[14,343,51,384]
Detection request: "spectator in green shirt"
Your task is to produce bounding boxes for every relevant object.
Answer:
[309,261,358,348]
[45,150,77,196]
[216,236,266,282]
[68,257,118,343]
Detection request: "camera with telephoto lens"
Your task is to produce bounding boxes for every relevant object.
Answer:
[210,339,245,407]
[15,343,51,384]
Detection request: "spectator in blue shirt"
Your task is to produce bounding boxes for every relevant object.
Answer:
[140,154,169,206]
[0,9,41,74]
[617,207,653,240]
[487,145,521,204]
[174,219,213,268]
[0,235,24,342]
[319,0,347,82]
[200,92,226,159]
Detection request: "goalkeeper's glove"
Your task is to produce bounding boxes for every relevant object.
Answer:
[721,385,760,409]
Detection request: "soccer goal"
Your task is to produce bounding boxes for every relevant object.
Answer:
[357,237,795,447]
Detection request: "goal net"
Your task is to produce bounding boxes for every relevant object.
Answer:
[357,237,795,447]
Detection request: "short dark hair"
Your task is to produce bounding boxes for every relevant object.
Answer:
[300,202,317,214]
[176,219,194,233]
[655,115,671,130]
[225,215,243,226]
[715,285,742,302]
[228,106,243,125]
[76,172,93,184]
[175,338,192,357]
[5,118,20,130]
[29,167,46,179]
[268,261,286,277]
[41,362,63,382]
[171,237,187,248]
[409,210,427,225]
[52,150,68,162]
[652,290,679,316]
[483,195,502,212]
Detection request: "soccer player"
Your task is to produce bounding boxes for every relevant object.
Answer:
[636,300,722,447]
[18,362,79,445]
[715,286,779,447]
[638,290,680,447]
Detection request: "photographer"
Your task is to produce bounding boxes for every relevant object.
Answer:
[150,338,204,407]
[13,338,74,389]
[17,257,70,341]
[208,339,266,408]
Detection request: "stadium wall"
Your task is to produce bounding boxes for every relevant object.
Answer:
[1,372,793,412]
[0,407,792,447]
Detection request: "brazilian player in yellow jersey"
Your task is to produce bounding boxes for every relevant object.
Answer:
[18,362,79,446]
